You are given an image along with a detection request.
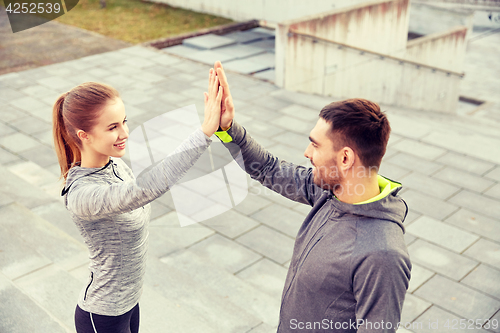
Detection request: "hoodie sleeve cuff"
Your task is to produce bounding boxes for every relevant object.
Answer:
[214,123,233,143]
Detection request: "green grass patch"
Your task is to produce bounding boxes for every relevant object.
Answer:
[55,0,233,44]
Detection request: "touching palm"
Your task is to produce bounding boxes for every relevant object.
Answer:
[214,61,234,130]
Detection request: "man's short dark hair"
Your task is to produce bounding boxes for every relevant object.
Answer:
[319,98,390,169]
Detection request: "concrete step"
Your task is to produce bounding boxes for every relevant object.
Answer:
[0,163,90,332]
[145,252,277,333]
[0,162,58,210]
[0,202,88,332]
[270,87,500,141]
[0,273,70,333]
[140,284,219,333]
[364,104,500,166]
[0,202,88,273]
[145,254,260,332]
[67,261,217,333]
[1,161,86,245]
[11,263,83,333]
[156,248,281,329]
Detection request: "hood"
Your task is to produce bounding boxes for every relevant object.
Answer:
[62,159,116,196]
[330,175,408,232]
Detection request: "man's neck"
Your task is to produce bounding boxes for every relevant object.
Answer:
[334,175,380,204]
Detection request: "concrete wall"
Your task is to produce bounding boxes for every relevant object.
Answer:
[148,0,370,23]
[276,0,410,87]
[283,0,410,55]
[281,32,462,113]
[405,26,468,72]
[409,2,474,36]
[276,0,467,113]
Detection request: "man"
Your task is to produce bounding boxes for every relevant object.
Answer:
[211,62,411,332]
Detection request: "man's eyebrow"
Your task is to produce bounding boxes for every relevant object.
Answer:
[309,136,319,145]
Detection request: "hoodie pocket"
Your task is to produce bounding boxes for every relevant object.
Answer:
[83,272,93,301]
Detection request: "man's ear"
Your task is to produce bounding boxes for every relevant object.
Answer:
[339,147,356,171]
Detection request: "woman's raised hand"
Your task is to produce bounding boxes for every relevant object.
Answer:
[214,61,234,131]
[201,68,224,137]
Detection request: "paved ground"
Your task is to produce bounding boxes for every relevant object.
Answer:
[1,10,500,333]
[458,20,500,121]
[163,28,276,82]
[0,5,130,75]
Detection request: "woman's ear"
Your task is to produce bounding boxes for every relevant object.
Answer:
[77,130,89,143]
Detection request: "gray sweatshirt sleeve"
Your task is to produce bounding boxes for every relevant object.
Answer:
[67,128,211,218]
[219,121,323,206]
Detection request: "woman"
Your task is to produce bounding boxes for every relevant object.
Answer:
[53,69,223,333]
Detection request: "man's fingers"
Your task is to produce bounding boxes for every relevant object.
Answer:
[211,75,219,97]
[216,67,229,90]
[214,61,222,72]
[225,96,234,110]
[214,86,223,112]
[216,86,224,103]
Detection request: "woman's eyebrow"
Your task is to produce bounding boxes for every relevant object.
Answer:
[107,117,127,127]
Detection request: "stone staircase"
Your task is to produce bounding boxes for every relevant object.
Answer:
[0,163,280,333]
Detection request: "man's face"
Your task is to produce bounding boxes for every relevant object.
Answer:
[304,118,342,190]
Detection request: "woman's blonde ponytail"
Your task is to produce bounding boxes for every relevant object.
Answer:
[52,92,81,180]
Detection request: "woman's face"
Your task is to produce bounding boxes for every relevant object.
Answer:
[81,97,129,165]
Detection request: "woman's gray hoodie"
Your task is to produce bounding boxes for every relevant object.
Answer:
[63,129,210,316]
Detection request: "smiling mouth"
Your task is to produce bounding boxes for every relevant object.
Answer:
[114,142,126,148]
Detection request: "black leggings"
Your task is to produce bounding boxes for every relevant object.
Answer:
[75,303,140,333]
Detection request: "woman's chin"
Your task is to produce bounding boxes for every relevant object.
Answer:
[111,149,127,158]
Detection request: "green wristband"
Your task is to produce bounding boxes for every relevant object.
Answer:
[214,130,233,143]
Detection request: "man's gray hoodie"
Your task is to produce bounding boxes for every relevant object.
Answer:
[216,121,411,333]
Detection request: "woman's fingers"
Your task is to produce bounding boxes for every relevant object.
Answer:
[208,86,223,115]
[201,67,225,137]
[206,68,220,105]
[217,86,224,104]
[208,68,215,92]
[211,75,219,97]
